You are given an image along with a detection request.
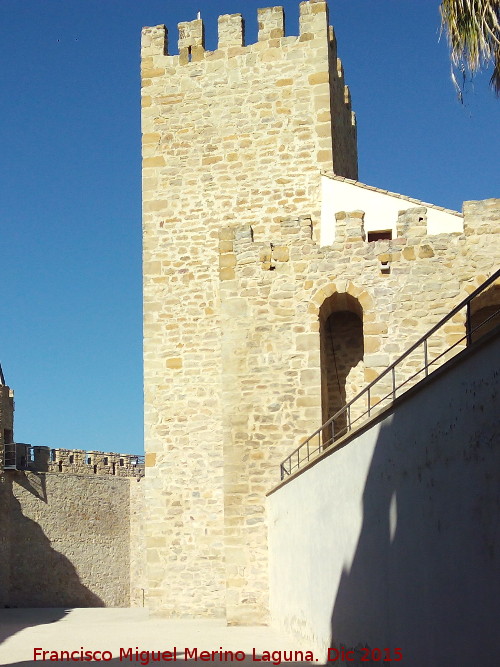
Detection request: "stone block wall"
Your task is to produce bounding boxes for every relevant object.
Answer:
[218,199,498,622]
[42,448,144,478]
[141,0,357,620]
[141,0,498,625]
[0,384,14,608]
[0,385,14,454]
[1,382,144,611]
[130,475,147,607]
[5,472,131,607]
[0,466,145,608]
[2,444,144,478]
[0,471,10,609]
[0,369,145,610]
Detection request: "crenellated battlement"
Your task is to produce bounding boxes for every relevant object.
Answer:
[141,1,332,62]
[3,443,144,478]
[141,0,359,622]
[178,18,205,64]
[139,0,498,627]
[216,205,477,289]
[258,7,285,42]
[218,14,245,49]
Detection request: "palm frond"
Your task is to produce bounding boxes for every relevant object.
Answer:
[440,0,500,96]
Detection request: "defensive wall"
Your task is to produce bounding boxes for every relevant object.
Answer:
[215,198,498,624]
[0,384,14,608]
[0,0,497,632]
[267,327,500,665]
[141,0,499,624]
[5,444,144,478]
[0,419,145,608]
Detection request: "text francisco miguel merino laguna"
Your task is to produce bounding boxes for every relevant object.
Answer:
[33,648,317,665]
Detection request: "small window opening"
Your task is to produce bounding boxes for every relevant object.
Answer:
[380,260,391,275]
[87,457,92,465]
[103,457,108,466]
[58,461,63,472]
[187,46,192,62]
[119,458,124,467]
[112,462,116,475]
[93,464,98,474]
[69,455,74,464]
[50,449,56,462]
[368,230,392,242]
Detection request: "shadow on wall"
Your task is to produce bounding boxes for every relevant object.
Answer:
[1,474,104,645]
[10,471,47,502]
[329,335,500,665]
[8,474,105,608]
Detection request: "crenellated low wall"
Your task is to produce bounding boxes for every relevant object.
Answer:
[7,444,144,478]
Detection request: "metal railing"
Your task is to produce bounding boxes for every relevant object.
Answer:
[280,269,500,480]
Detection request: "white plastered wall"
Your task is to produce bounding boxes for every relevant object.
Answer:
[320,175,464,246]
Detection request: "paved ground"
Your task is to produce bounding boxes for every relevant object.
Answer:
[0,609,313,667]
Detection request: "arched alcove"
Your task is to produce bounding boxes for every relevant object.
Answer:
[470,283,500,343]
[319,293,364,441]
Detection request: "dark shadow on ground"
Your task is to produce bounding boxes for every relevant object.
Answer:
[0,608,70,647]
[329,334,500,665]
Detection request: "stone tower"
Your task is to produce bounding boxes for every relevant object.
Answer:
[141,0,357,622]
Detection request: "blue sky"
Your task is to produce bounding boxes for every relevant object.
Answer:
[0,1,498,454]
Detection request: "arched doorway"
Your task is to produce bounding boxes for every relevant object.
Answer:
[469,283,500,343]
[320,293,364,442]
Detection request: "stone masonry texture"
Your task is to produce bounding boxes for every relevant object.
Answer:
[217,202,499,624]
[0,0,496,626]
[0,384,14,608]
[130,475,147,607]
[0,392,145,609]
[141,0,499,624]
[141,0,357,623]
[1,471,133,607]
